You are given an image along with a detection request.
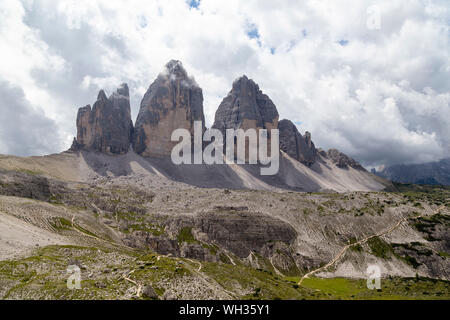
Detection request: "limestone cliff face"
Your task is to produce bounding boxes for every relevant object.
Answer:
[279,119,317,166]
[212,76,279,162]
[212,75,279,133]
[132,60,205,157]
[72,84,133,155]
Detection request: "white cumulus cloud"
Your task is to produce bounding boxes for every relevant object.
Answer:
[0,0,448,167]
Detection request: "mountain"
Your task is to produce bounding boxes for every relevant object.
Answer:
[212,75,279,133]
[278,119,316,166]
[11,61,385,192]
[324,148,365,170]
[71,84,133,155]
[374,158,450,186]
[0,60,448,300]
[133,60,205,157]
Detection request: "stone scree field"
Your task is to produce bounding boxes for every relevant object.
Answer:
[0,167,449,300]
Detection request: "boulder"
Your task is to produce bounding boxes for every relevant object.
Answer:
[142,285,158,299]
[162,290,177,300]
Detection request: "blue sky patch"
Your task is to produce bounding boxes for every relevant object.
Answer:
[247,26,260,40]
[187,0,200,9]
[247,24,262,47]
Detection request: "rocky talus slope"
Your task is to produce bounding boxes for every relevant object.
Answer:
[0,167,448,299]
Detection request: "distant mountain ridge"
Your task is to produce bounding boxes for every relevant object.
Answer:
[373,158,450,186]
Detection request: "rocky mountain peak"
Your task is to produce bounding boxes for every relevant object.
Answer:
[213,75,279,132]
[71,84,133,155]
[97,89,107,101]
[326,148,365,171]
[109,83,131,113]
[232,74,249,87]
[113,83,129,98]
[132,60,205,157]
[67,65,368,175]
[165,59,189,79]
[278,119,317,166]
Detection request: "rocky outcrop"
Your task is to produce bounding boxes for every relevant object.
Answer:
[71,84,133,155]
[194,211,297,258]
[325,148,365,170]
[0,170,51,201]
[133,60,205,157]
[122,210,297,262]
[123,232,180,255]
[180,243,218,262]
[278,119,316,166]
[213,75,279,133]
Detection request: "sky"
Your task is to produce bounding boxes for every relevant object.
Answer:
[0,0,449,168]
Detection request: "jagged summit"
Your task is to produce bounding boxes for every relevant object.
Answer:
[97,89,107,101]
[213,75,279,132]
[111,83,130,98]
[325,148,365,170]
[132,60,205,157]
[68,62,369,175]
[71,84,133,155]
[233,74,249,83]
[60,63,382,190]
[164,59,189,79]
[109,83,131,113]
[279,119,317,166]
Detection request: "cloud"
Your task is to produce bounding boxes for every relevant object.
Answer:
[0,80,61,156]
[0,0,448,167]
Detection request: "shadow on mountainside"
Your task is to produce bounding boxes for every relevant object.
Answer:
[79,149,250,189]
[145,157,252,190]
[78,149,383,192]
[78,148,327,191]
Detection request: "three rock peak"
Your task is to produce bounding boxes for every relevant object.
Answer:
[71,60,362,169]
